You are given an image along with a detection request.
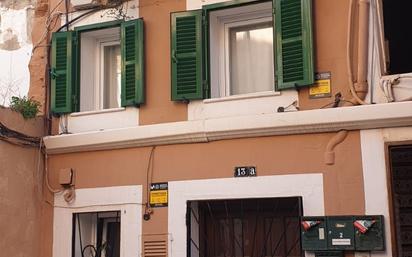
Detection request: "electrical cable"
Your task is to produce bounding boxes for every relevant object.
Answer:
[44,151,63,194]
[144,146,156,219]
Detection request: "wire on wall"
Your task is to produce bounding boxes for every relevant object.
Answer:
[0,121,40,147]
[144,146,156,220]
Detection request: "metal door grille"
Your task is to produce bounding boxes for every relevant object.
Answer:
[187,197,303,257]
[390,146,412,257]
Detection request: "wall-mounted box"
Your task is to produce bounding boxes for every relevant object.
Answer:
[301,216,328,251]
[354,215,385,251]
[327,216,355,250]
[314,251,343,257]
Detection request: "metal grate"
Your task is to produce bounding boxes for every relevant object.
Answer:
[143,236,168,257]
[390,145,412,257]
[187,197,303,257]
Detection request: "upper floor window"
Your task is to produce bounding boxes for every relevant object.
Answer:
[171,0,314,101]
[50,19,144,115]
[80,27,121,111]
[209,2,274,97]
[382,0,412,75]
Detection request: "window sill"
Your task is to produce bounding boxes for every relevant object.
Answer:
[189,89,298,120]
[204,91,281,104]
[70,107,126,117]
[62,107,139,134]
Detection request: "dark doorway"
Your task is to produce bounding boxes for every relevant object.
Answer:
[389,145,412,257]
[187,197,303,257]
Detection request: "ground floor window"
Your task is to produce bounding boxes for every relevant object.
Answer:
[187,197,303,257]
[389,145,412,257]
[72,211,121,257]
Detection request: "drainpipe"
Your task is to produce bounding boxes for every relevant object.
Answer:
[324,130,349,165]
[346,0,370,105]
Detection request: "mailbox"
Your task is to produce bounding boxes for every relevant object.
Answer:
[314,251,343,257]
[354,215,385,251]
[327,216,355,250]
[301,216,328,250]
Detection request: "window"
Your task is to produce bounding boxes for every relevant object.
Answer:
[171,0,314,101]
[51,19,144,114]
[73,211,121,257]
[209,2,274,97]
[382,0,412,74]
[79,27,122,112]
[187,197,303,257]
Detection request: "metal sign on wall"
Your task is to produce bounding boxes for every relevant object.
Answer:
[150,182,168,207]
[310,72,332,99]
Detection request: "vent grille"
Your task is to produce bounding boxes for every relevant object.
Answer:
[143,238,167,257]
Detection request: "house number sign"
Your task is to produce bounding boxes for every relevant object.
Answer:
[234,167,257,177]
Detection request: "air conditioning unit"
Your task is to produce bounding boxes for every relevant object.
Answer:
[71,0,103,10]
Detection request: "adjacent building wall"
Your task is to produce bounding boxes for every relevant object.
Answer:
[0,1,35,106]
[0,107,46,257]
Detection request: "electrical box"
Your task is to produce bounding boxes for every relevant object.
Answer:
[315,251,343,257]
[354,215,385,251]
[327,216,355,250]
[301,216,328,251]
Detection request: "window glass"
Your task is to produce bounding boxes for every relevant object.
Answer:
[103,44,121,109]
[229,22,274,95]
[72,211,121,257]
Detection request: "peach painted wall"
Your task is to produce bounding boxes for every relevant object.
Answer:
[0,108,48,257]
[47,131,365,236]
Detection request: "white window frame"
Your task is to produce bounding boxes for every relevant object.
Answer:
[168,174,324,257]
[52,186,142,257]
[80,28,121,112]
[210,1,274,98]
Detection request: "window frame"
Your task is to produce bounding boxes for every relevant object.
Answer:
[170,0,314,101]
[76,21,123,112]
[209,2,274,97]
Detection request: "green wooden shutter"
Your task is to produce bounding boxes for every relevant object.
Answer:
[275,0,314,90]
[171,10,204,101]
[121,19,144,106]
[51,31,76,114]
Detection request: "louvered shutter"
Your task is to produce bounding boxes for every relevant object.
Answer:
[171,10,204,101]
[51,31,76,114]
[121,19,144,106]
[275,0,314,90]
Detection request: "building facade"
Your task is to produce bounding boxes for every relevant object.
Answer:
[25,0,412,257]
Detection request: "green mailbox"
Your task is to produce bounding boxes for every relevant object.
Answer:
[354,215,385,251]
[326,216,355,250]
[301,216,328,250]
[314,251,343,257]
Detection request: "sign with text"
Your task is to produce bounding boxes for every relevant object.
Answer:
[310,72,332,99]
[234,167,257,177]
[150,182,168,207]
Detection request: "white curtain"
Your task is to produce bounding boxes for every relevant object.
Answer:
[103,44,121,109]
[230,23,274,95]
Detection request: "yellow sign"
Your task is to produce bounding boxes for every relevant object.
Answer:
[150,190,168,205]
[150,182,168,207]
[310,72,331,98]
